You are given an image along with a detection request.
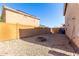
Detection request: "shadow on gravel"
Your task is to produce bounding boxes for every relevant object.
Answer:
[20,33,75,56]
[48,50,69,56]
[69,40,79,55]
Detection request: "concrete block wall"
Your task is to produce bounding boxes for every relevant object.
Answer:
[0,23,51,41]
[19,27,51,38]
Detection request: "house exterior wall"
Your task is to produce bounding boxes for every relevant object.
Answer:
[0,22,17,41]
[65,4,74,40]
[3,8,39,27]
[65,3,79,47]
[0,6,52,41]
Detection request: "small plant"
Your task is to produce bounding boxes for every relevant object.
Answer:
[40,24,48,28]
[0,16,3,22]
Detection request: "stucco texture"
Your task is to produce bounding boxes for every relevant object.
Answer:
[0,22,17,41]
[3,7,39,27]
[65,3,79,48]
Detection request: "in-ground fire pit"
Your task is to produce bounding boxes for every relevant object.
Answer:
[36,37,47,42]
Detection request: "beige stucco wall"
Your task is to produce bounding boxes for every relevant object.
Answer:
[4,9,39,27]
[65,3,74,39]
[65,3,79,47]
[0,22,18,41]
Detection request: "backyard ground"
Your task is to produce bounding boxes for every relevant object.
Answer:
[0,33,78,56]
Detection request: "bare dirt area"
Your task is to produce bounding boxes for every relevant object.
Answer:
[0,33,77,56]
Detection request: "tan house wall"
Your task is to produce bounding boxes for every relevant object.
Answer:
[0,22,17,41]
[65,3,79,47]
[65,3,73,39]
[2,7,39,27]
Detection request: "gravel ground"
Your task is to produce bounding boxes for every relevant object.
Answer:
[0,34,77,56]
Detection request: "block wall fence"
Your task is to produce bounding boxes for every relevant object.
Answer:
[0,22,51,41]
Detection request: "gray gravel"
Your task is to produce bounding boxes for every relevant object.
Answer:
[0,34,77,56]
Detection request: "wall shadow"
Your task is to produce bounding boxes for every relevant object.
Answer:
[68,39,79,55]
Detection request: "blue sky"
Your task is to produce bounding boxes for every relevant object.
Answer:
[0,3,64,28]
